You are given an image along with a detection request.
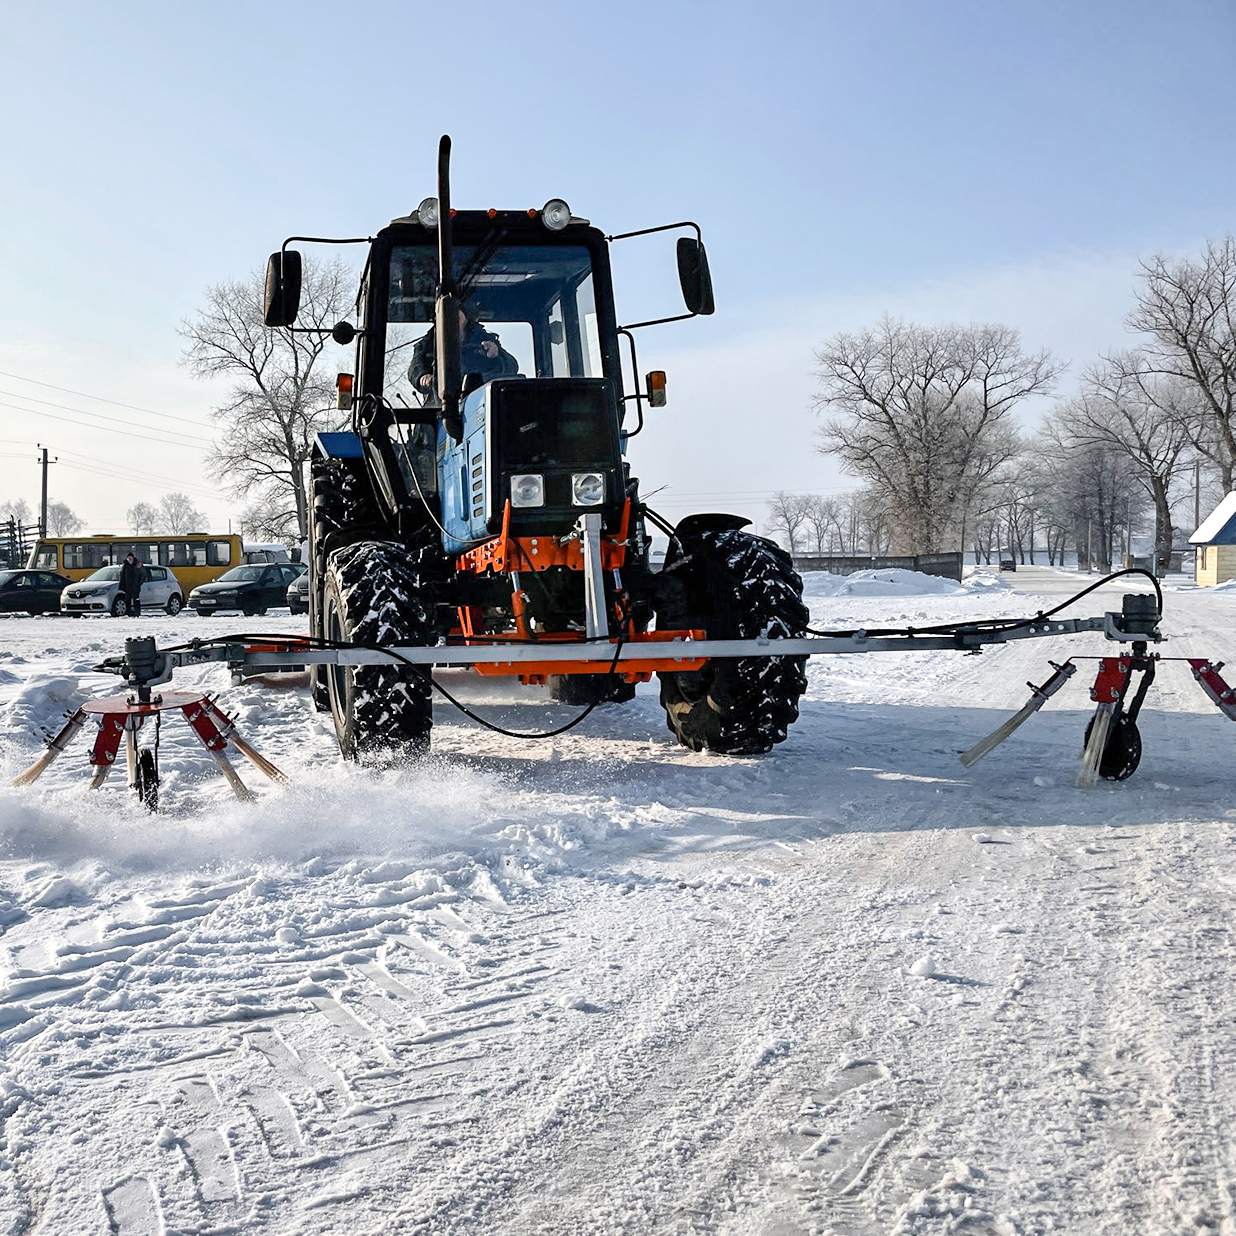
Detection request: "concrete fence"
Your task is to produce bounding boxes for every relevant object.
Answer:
[791,551,963,582]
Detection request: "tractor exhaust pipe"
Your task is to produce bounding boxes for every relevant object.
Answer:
[434,134,462,438]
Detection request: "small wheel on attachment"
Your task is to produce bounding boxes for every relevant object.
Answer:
[134,747,159,812]
[1083,714,1142,781]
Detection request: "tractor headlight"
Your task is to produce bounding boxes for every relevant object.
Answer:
[571,472,605,506]
[416,196,439,228]
[510,474,545,508]
[541,199,571,231]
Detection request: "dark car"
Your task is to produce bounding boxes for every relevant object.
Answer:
[287,569,309,615]
[188,562,305,616]
[0,569,73,615]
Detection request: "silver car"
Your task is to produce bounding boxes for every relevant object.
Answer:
[60,564,185,617]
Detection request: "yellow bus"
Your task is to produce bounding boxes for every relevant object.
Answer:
[28,534,246,591]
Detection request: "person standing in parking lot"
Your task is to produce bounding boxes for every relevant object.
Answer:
[118,552,143,617]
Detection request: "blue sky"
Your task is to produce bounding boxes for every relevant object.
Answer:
[1,0,1233,530]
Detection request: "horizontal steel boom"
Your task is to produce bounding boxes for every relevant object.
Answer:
[212,616,1113,671]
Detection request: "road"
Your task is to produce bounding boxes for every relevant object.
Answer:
[0,576,1234,1234]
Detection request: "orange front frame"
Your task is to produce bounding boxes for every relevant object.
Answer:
[452,498,705,685]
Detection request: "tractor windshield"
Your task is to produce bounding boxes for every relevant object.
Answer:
[384,244,602,406]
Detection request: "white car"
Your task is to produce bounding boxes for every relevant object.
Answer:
[60,564,185,617]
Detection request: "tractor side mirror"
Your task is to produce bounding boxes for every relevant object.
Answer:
[263,250,303,327]
[676,238,715,316]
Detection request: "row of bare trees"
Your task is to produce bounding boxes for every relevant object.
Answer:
[125,494,208,536]
[765,489,893,556]
[798,236,1236,573]
[0,497,82,536]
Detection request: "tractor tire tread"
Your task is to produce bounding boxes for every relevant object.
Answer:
[324,540,434,761]
[657,528,808,755]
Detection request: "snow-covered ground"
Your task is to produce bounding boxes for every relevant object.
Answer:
[1,568,1235,1234]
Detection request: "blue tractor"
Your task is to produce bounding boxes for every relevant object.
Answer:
[261,137,808,760]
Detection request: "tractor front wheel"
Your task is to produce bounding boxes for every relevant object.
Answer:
[322,540,434,761]
[656,528,808,755]
[310,455,380,712]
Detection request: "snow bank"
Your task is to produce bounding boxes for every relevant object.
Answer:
[961,568,1012,593]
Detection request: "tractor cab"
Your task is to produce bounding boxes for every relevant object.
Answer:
[366,216,629,550]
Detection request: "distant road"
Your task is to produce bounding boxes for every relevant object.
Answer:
[1000,564,1165,596]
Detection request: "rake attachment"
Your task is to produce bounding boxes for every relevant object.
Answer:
[11,690,285,810]
[961,646,1236,788]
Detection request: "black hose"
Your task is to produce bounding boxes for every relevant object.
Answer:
[160,628,625,741]
[803,567,1163,640]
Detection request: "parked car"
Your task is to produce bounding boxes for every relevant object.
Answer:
[243,541,291,564]
[287,568,309,615]
[0,569,73,615]
[189,562,305,616]
[60,564,184,616]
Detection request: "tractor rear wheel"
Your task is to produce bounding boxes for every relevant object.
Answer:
[322,540,434,761]
[310,456,380,712]
[656,528,808,755]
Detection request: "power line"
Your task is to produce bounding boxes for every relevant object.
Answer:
[56,459,223,503]
[0,390,214,445]
[55,447,220,491]
[0,369,214,429]
[0,399,210,450]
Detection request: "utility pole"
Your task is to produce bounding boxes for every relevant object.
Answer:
[36,444,57,536]
[1194,460,1202,531]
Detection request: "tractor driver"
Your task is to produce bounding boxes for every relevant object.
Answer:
[407,308,519,402]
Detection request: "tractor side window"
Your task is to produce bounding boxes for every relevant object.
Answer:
[578,275,602,377]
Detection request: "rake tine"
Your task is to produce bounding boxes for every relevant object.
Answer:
[10,709,88,787]
[960,661,1076,768]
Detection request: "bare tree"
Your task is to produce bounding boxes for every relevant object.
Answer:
[181,258,352,541]
[1038,423,1141,572]
[802,495,844,554]
[1128,237,1236,489]
[765,491,812,553]
[853,487,894,555]
[815,318,1057,553]
[45,501,83,536]
[126,502,159,535]
[239,492,299,542]
[1,498,31,524]
[1064,360,1193,572]
[157,492,206,535]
